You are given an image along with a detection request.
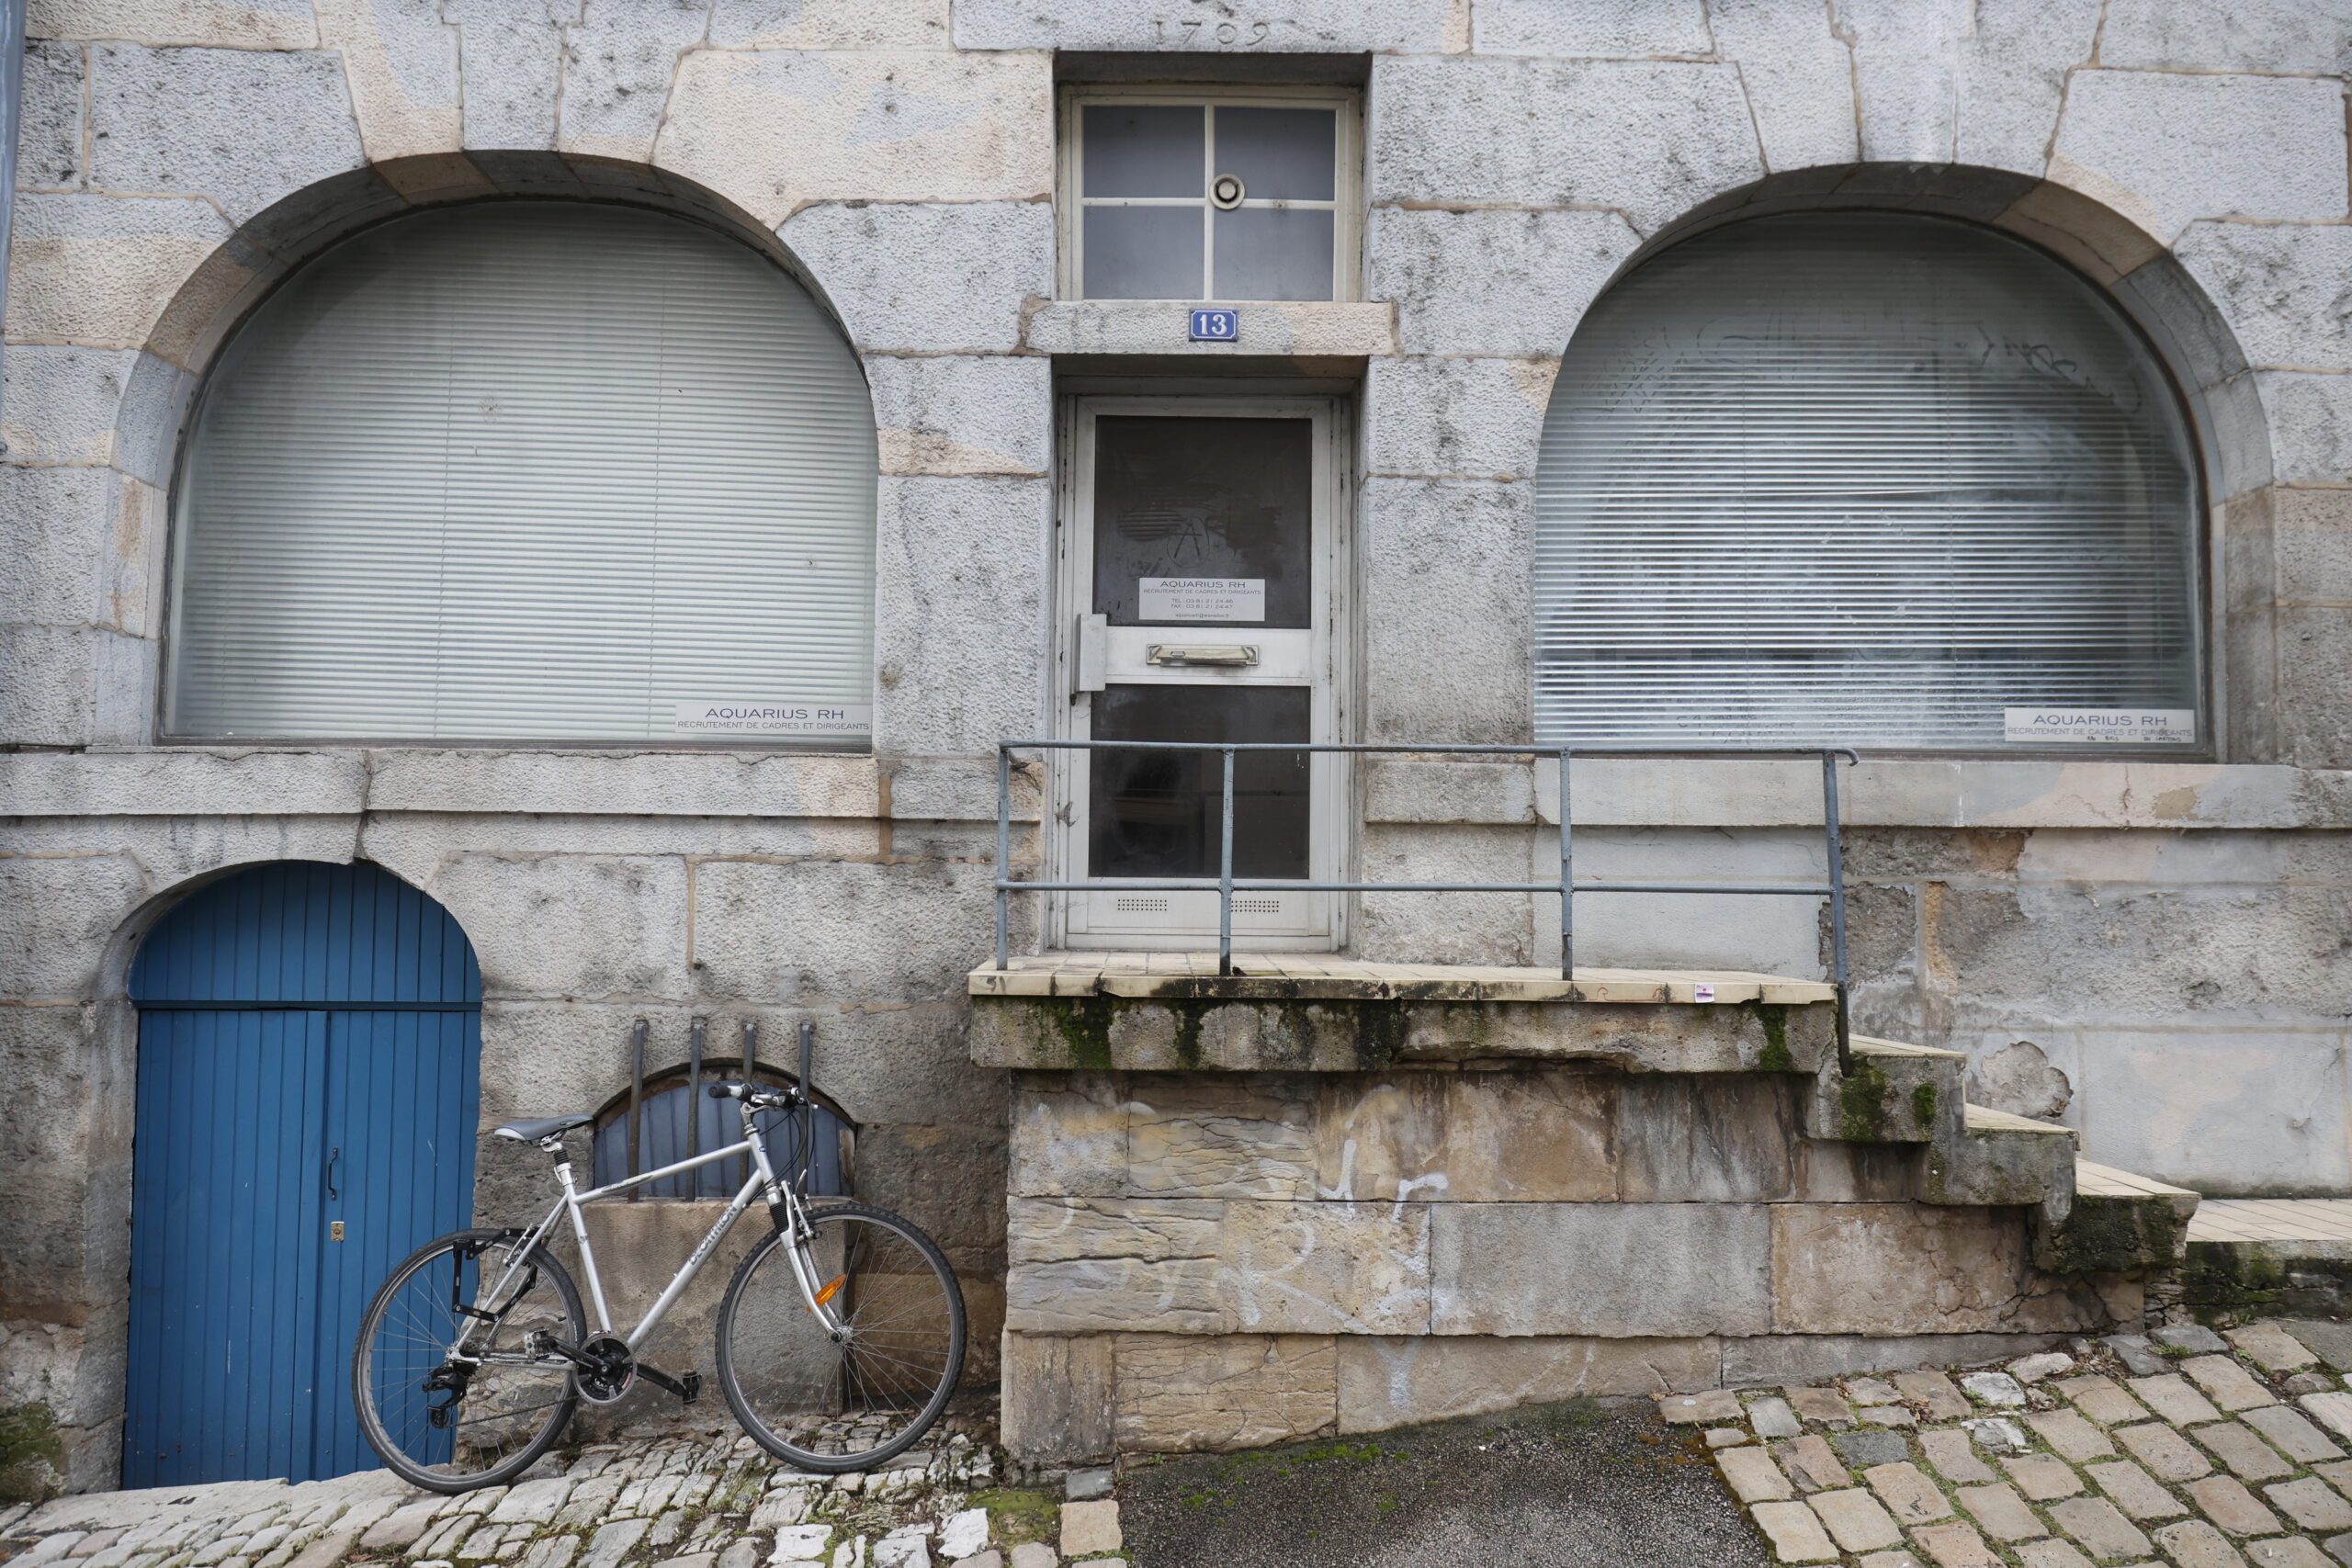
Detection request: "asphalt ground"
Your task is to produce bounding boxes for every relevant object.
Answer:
[1114,1397,1771,1568]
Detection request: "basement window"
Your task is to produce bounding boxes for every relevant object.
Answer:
[1061,87,1359,301]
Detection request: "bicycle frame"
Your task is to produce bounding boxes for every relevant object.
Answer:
[461,1099,840,1364]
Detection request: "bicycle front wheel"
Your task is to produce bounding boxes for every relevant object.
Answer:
[354,1228,583,1492]
[716,1201,966,1472]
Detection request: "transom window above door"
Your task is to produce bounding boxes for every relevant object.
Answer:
[1061,89,1360,301]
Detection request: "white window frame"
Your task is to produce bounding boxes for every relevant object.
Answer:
[1049,395,1352,952]
[1057,85,1363,303]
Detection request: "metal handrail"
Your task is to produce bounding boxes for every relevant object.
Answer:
[992,741,1860,1071]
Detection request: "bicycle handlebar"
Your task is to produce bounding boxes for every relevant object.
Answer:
[706,1080,802,1110]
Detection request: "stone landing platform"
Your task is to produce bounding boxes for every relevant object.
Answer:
[970,955,2200,1466]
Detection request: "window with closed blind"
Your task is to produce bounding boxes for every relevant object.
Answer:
[165,202,877,745]
[1533,212,2202,752]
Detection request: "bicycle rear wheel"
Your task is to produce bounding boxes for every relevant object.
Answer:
[716,1201,966,1472]
[354,1228,583,1491]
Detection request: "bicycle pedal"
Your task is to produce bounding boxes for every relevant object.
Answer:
[680,1371,702,1404]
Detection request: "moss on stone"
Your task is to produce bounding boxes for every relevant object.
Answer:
[1349,1002,1408,1070]
[973,1488,1057,1547]
[1030,995,1120,1068]
[0,1403,63,1505]
[1910,1081,1939,1129]
[1836,1055,1893,1142]
[1170,1000,1208,1068]
[1747,1003,1793,1072]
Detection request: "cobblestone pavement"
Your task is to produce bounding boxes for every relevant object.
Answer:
[1681,1319,2352,1567]
[0,1415,1125,1568]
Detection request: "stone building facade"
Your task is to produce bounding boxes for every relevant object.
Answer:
[4,0,2351,1498]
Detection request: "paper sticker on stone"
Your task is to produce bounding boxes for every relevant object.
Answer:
[673,702,873,737]
[1694,984,1715,1002]
[1138,577,1265,622]
[2002,707,2196,744]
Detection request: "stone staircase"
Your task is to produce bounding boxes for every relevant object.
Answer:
[970,954,2206,1462]
[1820,1034,2201,1274]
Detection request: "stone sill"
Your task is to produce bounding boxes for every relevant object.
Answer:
[1370,756,2352,831]
[967,954,1838,1073]
[1023,299,1396,357]
[969,953,1835,1005]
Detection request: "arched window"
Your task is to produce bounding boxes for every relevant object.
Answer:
[1535,212,2201,752]
[167,202,876,745]
[592,1066,851,1201]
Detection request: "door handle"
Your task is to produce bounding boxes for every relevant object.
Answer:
[325,1146,341,1201]
[1146,644,1259,667]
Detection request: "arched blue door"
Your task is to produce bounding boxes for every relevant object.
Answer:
[126,862,481,1485]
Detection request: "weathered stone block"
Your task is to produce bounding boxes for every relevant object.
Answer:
[694,857,996,1008]
[866,355,1050,479]
[1430,1202,1772,1337]
[2050,71,2347,244]
[0,852,146,999]
[657,51,1051,230]
[2098,0,2352,73]
[1316,1070,1615,1204]
[21,41,85,190]
[90,45,364,224]
[1617,1076,1796,1201]
[312,0,461,163]
[1363,355,1545,480]
[952,0,1442,52]
[872,475,1050,757]
[2173,223,2352,376]
[1473,0,1708,56]
[709,0,950,51]
[1125,1077,1317,1201]
[1112,1333,1337,1454]
[1352,823,1536,967]
[555,0,707,161]
[1337,1335,1721,1433]
[780,202,1052,355]
[1357,469,1538,737]
[1001,1332,1112,1465]
[1368,207,1636,359]
[32,0,316,48]
[1368,57,1761,234]
[1009,1073,1125,1198]
[1704,0,1855,171]
[425,852,691,1001]
[1770,1204,2115,1335]
[5,192,235,351]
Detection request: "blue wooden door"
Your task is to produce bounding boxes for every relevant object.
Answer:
[126,863,481,1486]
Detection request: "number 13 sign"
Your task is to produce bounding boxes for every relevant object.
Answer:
[1188,309,1238,342]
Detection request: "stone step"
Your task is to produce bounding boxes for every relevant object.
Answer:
[2179,1198,2352,1316]
[2041,1156,2201,1274]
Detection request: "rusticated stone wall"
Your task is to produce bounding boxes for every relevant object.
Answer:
[999,1069,2136,1461]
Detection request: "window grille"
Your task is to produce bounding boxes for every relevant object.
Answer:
[1533,212,2202,751]
[167,202,876,744]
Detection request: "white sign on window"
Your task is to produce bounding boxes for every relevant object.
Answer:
[1138,577,1265,622]
[2003,708,2196,745]
[673,701,872,737]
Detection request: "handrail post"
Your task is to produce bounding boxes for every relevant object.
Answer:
[1557,748,1574,989]
[1822,750,1853,1077]
[995,746,1012,970]
[1218,746,1237,977]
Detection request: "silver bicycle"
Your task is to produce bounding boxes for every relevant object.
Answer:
[352,1078,965,1491]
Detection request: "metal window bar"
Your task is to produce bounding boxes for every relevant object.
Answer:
[993,740,1860,1074]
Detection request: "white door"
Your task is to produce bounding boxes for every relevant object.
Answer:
[1055,398,1344,949]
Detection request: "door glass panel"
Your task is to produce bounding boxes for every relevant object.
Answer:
[1216,107,1336,200]
[1092,416,1312,627]
[1090,684,1310,879]
[1083,105,1204,197]
[1083,207,1204,300]
[1213,209,1335,301]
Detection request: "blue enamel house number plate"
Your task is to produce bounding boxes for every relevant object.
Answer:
[1189,308,1238,342]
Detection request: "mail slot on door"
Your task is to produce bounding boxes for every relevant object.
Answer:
[1146,644,1260,667]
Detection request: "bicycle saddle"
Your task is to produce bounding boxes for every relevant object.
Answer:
[493,1113,595,1142]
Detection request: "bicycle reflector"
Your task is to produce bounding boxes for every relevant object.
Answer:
[815,1274,845,1306]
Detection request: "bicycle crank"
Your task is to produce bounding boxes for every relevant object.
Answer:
[526,1331,700,1405]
